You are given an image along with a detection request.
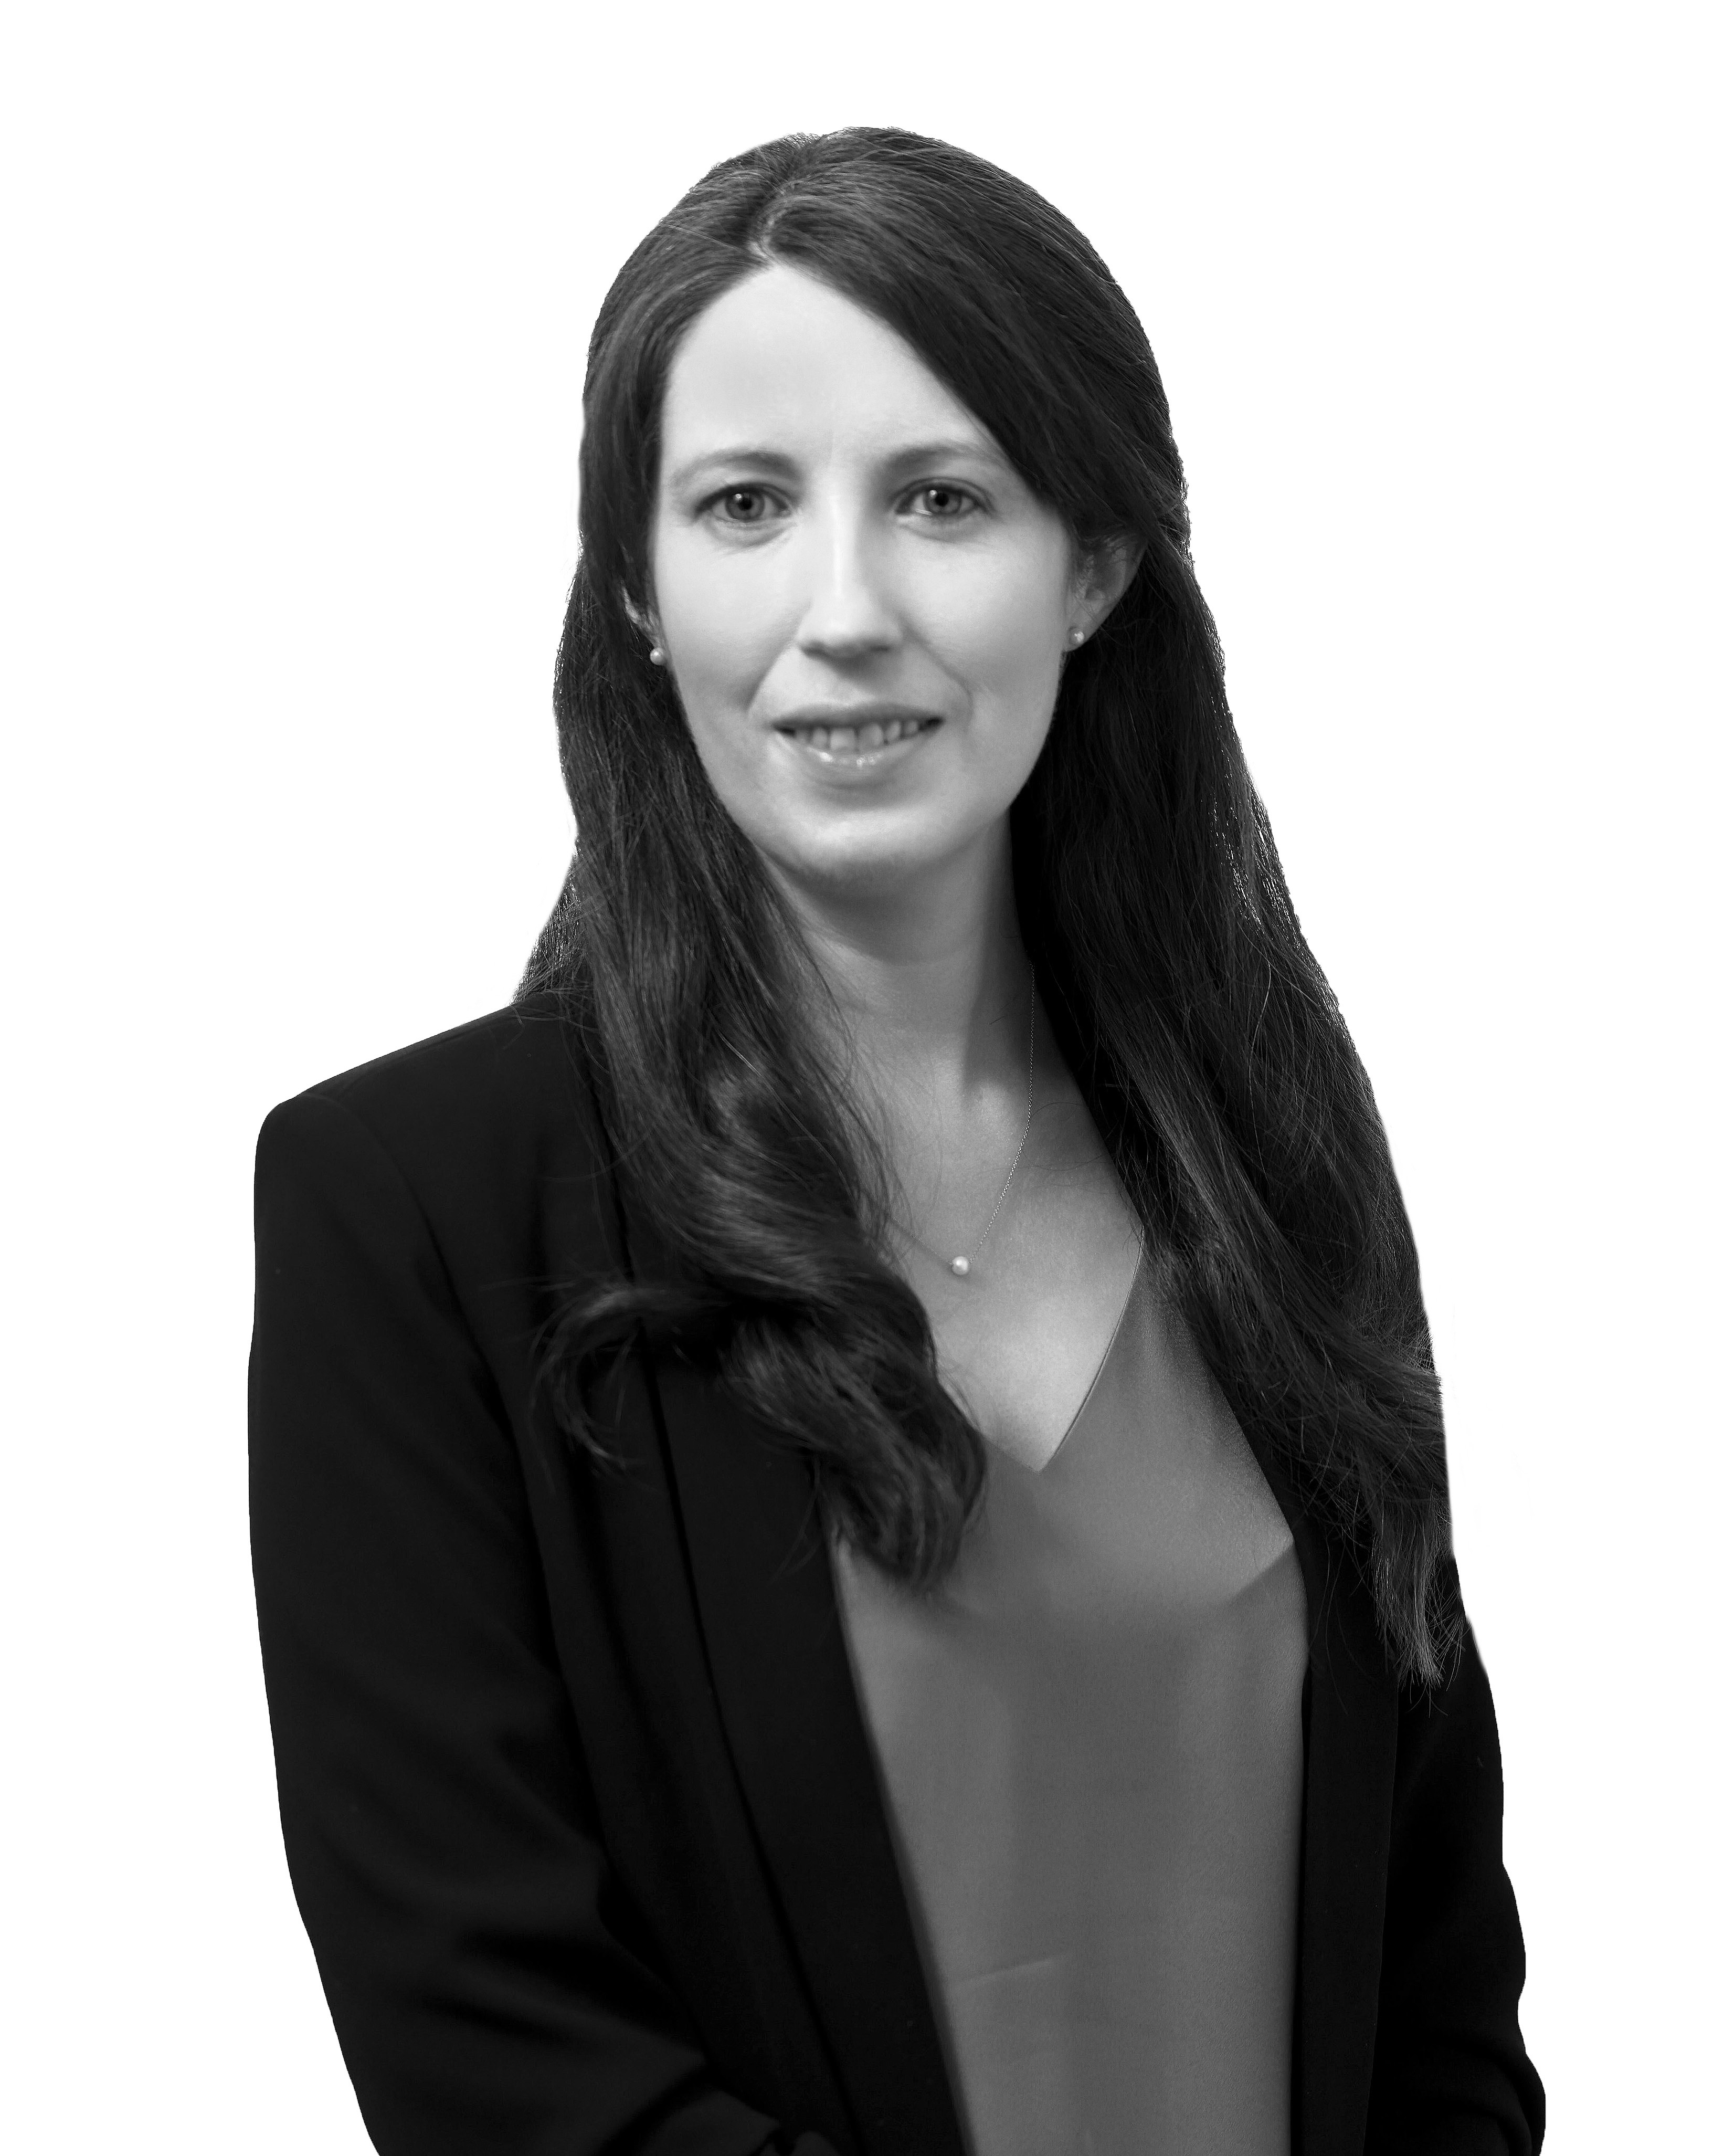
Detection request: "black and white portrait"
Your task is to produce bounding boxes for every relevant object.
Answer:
[6,6,1717,2152]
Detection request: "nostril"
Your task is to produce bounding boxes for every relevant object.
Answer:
[796,617,902,656]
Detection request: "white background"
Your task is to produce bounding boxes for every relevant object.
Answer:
[4,2,1718,2147]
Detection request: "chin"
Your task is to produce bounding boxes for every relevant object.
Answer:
[774,818,988,905]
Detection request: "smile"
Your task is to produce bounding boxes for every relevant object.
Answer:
[775,714,940,768]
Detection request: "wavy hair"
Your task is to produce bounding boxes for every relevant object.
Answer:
[520,127,1460,1688]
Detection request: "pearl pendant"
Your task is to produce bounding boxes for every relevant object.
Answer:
[949,1255,971,1278]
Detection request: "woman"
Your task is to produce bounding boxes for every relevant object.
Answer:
[251,128,1543,2154]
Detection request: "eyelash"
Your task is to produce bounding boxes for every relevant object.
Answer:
[701,483,983,526]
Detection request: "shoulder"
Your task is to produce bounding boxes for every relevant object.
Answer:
[255,992,620,1297]
[261,992,597,1166]
[267,988,590,1134]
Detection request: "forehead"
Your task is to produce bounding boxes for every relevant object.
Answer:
[658,262,997,469]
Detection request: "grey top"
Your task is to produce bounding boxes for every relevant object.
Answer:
[832,1256,1308,2155]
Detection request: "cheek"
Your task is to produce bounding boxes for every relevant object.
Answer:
[934,544,1070,713]
[651,538,779,771]
[660,574,771,700]
[648,538,784,832]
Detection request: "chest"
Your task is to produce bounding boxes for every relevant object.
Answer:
[901,1086,1146,1470]
[831,1271,1307,2155]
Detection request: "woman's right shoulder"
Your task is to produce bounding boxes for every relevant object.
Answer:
[255,991,617,1270]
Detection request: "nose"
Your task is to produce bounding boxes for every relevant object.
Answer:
[793,508,901,662]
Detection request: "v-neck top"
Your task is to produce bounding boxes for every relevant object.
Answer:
[831,1256,1308,2156]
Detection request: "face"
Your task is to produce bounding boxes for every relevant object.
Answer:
[649,265,1108,908]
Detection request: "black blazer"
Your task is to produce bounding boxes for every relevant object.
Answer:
[250,996,1543,2156]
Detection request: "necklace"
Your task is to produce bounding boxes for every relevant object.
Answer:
[901,973,1036,1281]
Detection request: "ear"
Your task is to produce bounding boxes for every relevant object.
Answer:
[1069,534,1146,641]
[620,588,658,638]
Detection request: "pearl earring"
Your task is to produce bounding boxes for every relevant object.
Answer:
[648,646,665,666]
[1069,627,1085,646]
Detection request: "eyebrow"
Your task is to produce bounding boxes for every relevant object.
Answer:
[663,436,1009,492]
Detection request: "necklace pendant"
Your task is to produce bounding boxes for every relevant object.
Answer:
[949,1255,971,1278]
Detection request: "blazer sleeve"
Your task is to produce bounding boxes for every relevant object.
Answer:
[1365,1622,1546,2154]
[249,1091,838,2156]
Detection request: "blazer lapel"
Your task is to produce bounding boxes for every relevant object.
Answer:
[569,1016,963,2154]
[623,1207,964,2155]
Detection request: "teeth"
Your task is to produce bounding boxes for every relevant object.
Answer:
[785,716,930,755]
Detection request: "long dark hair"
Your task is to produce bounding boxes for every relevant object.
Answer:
[520,128,1460,1688]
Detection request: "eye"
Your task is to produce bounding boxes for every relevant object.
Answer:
[707,486,780,525]
[904,483,979,521]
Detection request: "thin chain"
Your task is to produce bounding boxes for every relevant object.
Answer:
[964,976,1035,1259]
[896,971,1036,1280]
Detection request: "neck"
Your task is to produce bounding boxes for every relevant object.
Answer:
[769,821,1033,1101]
